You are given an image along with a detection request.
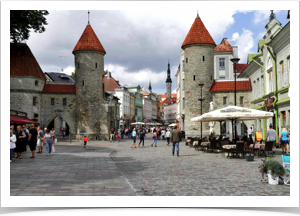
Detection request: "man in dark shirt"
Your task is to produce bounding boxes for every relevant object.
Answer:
[110,128,115,142]
[28,124,38,159]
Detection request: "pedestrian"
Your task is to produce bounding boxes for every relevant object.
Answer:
[121,128,124,139]
[128,128,132,138]
[50,128,56,142]
[170,125,181,157]
[59,127,62,135]
[266,124,276,154]
[37,126,44,153]
[11,125,17,158]
[62,127,66,138]
[131,128,138,148]
[137,128,140,138]
[44,129,53,155]
[118,129,121,142]
[28,124,38,158]
[151,128,157,147]
[83,135,88,148]
[138,130,145,147]
[157,128,161,140]
[248,127,254,141]
[10,130,16,162]
[110,127,115,142]
[280,126,289,154]
[15,126,26,159]
[166,129,171,146]
[161,128,166,140]
[22,125,29,153]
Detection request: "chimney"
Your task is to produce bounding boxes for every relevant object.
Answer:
[116,80,119,85]
[107,72,111,79]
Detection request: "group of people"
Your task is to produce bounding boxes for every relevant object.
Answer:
[266,124,290,154]
[129,126,181,157]
[10,124,57,162]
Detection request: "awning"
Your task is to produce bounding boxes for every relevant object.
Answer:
[10,115,39,125]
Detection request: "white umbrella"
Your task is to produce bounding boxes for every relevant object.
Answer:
[154,123,162,126]
[131,122,145,125]
[191,105,273,122]
[145,122,154,125]
[169,123,177,127]
[208,101,215,135]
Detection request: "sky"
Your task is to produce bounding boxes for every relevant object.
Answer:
[26,10,290,95]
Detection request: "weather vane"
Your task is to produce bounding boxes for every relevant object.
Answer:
[88,10,90,24]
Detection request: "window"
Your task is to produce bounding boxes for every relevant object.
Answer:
[51,98,54,106]
[135,108,138,116]
[182,79,185,91]
[35,81,38,86]
[257,78,260,96]
[34,113,38,118]
[182,60,185,70]
[219,58,225,69]
[193,75,195,81]
[33,97,37,106]
[78,63,79,68]
[95,63,97,68]
[269,71,274,93]
[186,58,188,63]
[282,111,286,128]
[182,98,185,110]
[203,56,205,61]
[281,62,284,87]
[63,98,67,106]
[240,96,244,105]
[82,81,85,86]
[223,97,227,105]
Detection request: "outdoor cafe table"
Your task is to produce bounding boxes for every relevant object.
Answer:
[222,144,236,158]
[249,143,266,157]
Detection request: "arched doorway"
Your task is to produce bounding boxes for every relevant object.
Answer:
[46,115,71,137]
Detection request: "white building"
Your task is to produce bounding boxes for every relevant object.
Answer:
[114,86,130,127]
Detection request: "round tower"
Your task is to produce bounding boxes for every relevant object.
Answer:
[72,21,106,140]
[181,13,216,138]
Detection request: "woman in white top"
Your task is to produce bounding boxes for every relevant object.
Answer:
[10,130,16,162]
[166,129,171,146]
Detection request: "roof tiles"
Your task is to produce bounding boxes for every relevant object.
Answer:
[104,76,121,92]
[214,40,233,52]
[10,43,45,79]
[209,79,252,92]
[182,17,216,49]
[42,84,76,93]
[73,23,106,54]
[236,64,248,73]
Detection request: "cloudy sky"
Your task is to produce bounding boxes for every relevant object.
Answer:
[26,10,289,94]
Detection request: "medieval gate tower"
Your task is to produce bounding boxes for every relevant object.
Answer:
[73,21,108,140]
[182,13,216,138]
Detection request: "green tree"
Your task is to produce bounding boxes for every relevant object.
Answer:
[70,72,75,78]
[10,10,49,43]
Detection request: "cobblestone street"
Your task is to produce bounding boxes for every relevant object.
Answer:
[10,136,290,196]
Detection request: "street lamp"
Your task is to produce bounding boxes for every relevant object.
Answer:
[198,84,205,139]
[181,114,185,131]
[230,57,240,143]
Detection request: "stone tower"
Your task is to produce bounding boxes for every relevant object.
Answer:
[72,21,107,140]
[166,61,172,98]
[181,13,216,138]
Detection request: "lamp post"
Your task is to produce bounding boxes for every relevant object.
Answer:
[198,84,205,139]
[230,57,240,143]
[181,114,185,131]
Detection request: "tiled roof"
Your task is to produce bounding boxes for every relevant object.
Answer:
[73,23,106,54]
[182,16,216,49]
[161,97,176,105]
[214,40,233,52]
[10,43,45,79]
[158,93,177,98]
[236,64,248,73]
[140,91,150,95]
[42,84,76,93]
[104,76,121,92]
[209,79,252,92]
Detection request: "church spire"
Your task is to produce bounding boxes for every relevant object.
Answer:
[269,10,276,21]
[88,10,90,25]
[166,60,172,83]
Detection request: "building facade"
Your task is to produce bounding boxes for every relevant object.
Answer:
[127,85,143,123]
[114,86,130,128]
[142,94,152,122]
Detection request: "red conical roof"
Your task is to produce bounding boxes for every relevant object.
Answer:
[182,16,216,49]
[73,23,106,54]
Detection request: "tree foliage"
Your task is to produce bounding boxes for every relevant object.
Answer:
[70,72,75,78]
[10,10,49,43]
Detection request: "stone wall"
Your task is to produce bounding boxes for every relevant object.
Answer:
[183,44,215,138]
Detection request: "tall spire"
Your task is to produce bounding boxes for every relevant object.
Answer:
[166,60,172,83]
[149,79,152,92]
[88,10,90,25]
[196,10,200,19]
[269,10,276,21]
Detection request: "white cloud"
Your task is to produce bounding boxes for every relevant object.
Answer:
[231,32,240,41]
[63,66,75,75]
[230,28,255,63]
[252,10,283,24]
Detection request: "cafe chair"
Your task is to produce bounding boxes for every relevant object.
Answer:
[207,139,217,153]
[263,141,274,157]
[282,155,290,185]
[235,141,245,158]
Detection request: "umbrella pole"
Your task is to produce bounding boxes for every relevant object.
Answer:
[219,121,222,137]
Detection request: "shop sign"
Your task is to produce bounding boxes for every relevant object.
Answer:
[264,97,274,109]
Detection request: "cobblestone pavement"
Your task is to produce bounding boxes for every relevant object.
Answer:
[10,136,290,196]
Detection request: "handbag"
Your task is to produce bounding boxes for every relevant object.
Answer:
[52,145,55,153]
[152,134,154,138]
[54,138,57,144]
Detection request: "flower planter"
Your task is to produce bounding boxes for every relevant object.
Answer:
[246,155,254,161]
[268,171,279,185]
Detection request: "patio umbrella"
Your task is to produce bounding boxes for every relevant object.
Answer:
[131,122,145,125]
[208,101,215,135]
[154,123,162,126]
[169,123,177,127]
[145,122,154,125]
[191,105,273,122]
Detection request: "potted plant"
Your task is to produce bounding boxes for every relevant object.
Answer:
[245,153,254,161]
[258,157,287,185]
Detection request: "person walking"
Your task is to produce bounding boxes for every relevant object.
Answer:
[121,128,124,139]
[44,129,53,156]
[50,128,56,142]
[10,130,16,162]
[138,130,145,147]
[131,128,138,148]
[128,128,132,138]
[83,135,88,148]
[166,129,171,146]
[59,127,62,135]
[151,128,157,147]
[280,126,289,154]
[170,125,181,157]
[248,127,254,141]
[62,127,66,138]
[15,126,26,159]
[161,128,166,140]
[37,127,44,153]
[22,125,29,154]
[137,128,141,138]
[266,124,276,154]
[110,128,115,142]
[28,124,38,159]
